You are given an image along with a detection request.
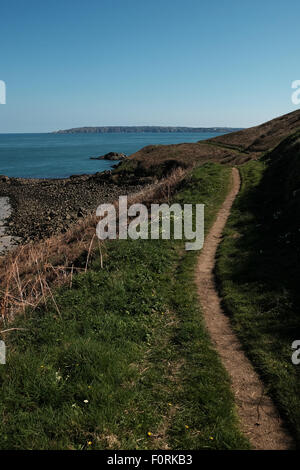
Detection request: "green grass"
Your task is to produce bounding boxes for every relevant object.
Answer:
[0,163,250,450]
[216,158,300,447]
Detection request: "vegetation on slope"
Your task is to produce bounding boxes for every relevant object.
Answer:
[116,109,300,179]
[216,135,300,446]
[209,109,300,153]
[114,143,237,179]
[0,163,249,450]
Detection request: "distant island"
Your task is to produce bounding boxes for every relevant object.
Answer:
[52,126,242,134]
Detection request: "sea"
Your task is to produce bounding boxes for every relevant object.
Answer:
[0,131,226,179]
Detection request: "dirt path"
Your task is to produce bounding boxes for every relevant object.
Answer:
[196,167,293,450]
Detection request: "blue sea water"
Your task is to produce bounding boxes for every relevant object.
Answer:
[0,132,225,179]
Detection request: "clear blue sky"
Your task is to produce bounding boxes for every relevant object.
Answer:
[0,0,299,132]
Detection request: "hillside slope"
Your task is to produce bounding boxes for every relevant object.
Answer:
[118,110,300,177]
[207,109,300,152]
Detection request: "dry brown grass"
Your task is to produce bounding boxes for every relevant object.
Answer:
[209,109,300,152]
[129,142,236,169]
[0,168,186,327]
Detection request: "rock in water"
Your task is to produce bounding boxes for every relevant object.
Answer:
[90,152,127,161]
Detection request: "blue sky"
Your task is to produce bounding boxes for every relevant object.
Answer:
[0,0,299,132]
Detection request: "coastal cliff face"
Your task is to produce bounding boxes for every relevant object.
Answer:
[52,126,242,134]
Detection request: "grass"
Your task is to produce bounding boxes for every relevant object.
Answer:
[0,163,250,450]
[216,156,300,447]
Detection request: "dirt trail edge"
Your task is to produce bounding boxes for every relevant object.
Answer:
[196,167,294,450]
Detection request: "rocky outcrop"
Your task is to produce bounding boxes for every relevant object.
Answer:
[0,175,10,183]
[90,152,128,161]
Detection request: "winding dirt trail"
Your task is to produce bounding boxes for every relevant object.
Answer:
[196,167,293,450]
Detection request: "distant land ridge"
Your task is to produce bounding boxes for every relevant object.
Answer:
[52,126,242,134]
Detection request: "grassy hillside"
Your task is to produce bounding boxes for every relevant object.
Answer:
[0,163,250,450]
[208,109,300,152]
[216,135,300,445]
[118,142,244,178]
[115,109,300,179]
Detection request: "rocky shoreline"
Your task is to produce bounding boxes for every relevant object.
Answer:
[0,171,150,245]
